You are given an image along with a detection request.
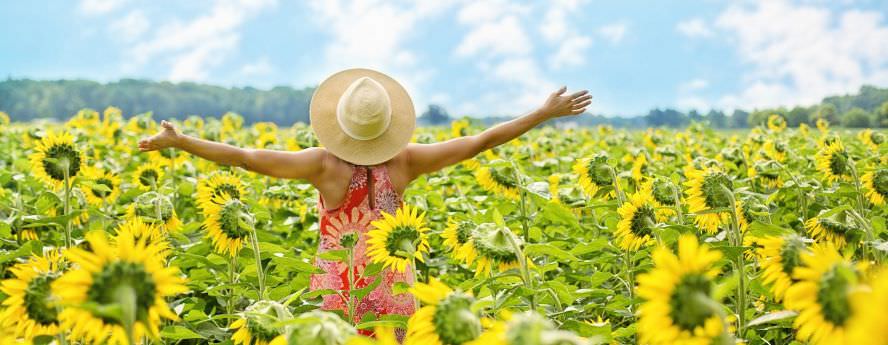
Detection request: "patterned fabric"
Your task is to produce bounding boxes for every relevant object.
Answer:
[310,164,415,327]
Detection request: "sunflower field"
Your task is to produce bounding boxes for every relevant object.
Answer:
[0,108,887,345]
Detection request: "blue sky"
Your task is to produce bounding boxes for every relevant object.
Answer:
[2,0,887,117]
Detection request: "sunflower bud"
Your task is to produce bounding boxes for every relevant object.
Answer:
[282,310,356,345]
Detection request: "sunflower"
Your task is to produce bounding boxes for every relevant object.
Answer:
[116,218,168,253]
[762,140,787,162]
[366,205,430,273]
[475,165,519,200]
[767,114,786,132]
[52,227,188,344]
[256,132,279,149]
[451,119,470,138]
[441,218,475,261]
[616,186,668,251]
[636,235,726,345]
[805,212,856,248]
[131,162,165,191]
[757,234,809,301]
[127,192,182,232]
[231,300,292,345]
[147,149,189,168]
[573,154,614,199]
[862,168,888,206]
[631,154,649,182]
[203,192,253,257]
[684,166,734,234]
[548,173,561,204]
[347,327,399,345]
[196,171,247,212]
[460,222,529,278]
[784,243,865,345]
[816,118,830,134]
[81,166,121,205]
[799,123,810,136]
[858,128,885,151]
[29,131,84,189]
[747,160,783,189]
[847,268,888,345]
[0,250,64,341]
[405,278,482,345]
[815,141,851,183]
[468,312,587,345]
[0,111,9,126]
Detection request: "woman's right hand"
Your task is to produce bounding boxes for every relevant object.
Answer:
[138,120,181,152]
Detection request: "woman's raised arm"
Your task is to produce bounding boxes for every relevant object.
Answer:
[404,87,591,179]
[138,120,326,182]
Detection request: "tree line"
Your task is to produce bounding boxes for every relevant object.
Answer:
[1,78,886,128]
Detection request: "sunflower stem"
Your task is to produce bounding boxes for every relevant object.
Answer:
[672,183,684,225]
[501,226,536,311]
[509,160,537,311]
[346,248,356,325]
[410,255,420,311]
[607,166,625,207]
[624,250,635,315]
[848,159,877,262]
[227,255,237,316]
[248,224,266,300]
[62,160,73,249]
[776,161,807,220]
[722,185,747,334]
[114,284,138,345]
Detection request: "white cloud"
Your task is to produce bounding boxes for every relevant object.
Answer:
[126,0,277,81]
[109,10,150,42]
[239,57,274,77]
[456,16,532,58]
[676,18,713,38]
[598,23,627,43]
[549,36,592,68]
[79,0,128,15]
[715,0,888,109]
[305,0,456,113]
[539,0,592,69]
[680,78,709,92]
[677,78,711,111]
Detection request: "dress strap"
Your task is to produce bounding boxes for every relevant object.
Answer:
[365,166,375,210]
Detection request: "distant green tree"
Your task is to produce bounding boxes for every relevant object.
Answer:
[841,107,872,128]
[705,110,727,128]
[810,103,838,124]
[730,109,749,128]
[786,106,811,126]
[419,104,451,125]
[876,101,888,127]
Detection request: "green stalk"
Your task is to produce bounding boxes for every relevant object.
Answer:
[776,162,807,220]
[227,255,237,316]
[62,160,73,249]
[672,183,684,225]
[248,226,266,300]
[346,248,356,325]
[624,250,635,312]
[410,256,420,311]
[115,284,138,345]
[723,186,747,333]
[501,226,536,311]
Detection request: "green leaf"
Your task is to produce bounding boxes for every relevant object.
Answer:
[161,326,205,340]
[748,221,794,238]
[747,310,798,327]
[319,249,349,262]
[525,243,579,262]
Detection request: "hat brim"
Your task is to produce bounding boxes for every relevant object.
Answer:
[310,68,415,166]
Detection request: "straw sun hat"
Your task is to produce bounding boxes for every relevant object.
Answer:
[310,68,416,166]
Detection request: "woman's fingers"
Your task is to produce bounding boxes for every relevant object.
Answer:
[568,90,589,100]
[573,95,593,104]
[573,100,592,109]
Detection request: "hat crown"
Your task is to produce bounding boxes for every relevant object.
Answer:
[336,77,392,140]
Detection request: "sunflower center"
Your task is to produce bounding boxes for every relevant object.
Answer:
[701,172,733,208]
[87,261,157,324]
[139,169,159,187]
[43,143,81,181]
[489,166,517,189]
[91,177,114,198]
[471,224,519,263]
[816,264,856,326]
[871,132,885,145]
[246,318,280,341]
[819,218,853,237]
[214,184,241,200]
[652,182,676,205]
[456,221,473,244]
[384,225,419,258]
[587,160,613,186]
[433,292,482,345]
[339,232,358,248]
[828,151,849,176]
[219,200,251,239]
[874,170,888,195]
[669,274,714,331]
[629,205,657,237]
[24,272,60,325]
[779,236,805,278]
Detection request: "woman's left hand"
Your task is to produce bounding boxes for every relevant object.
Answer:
[538,86,592,118]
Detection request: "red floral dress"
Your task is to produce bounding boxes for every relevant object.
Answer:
[310,164,416,327]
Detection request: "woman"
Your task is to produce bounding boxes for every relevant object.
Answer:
[138,68,591,325]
